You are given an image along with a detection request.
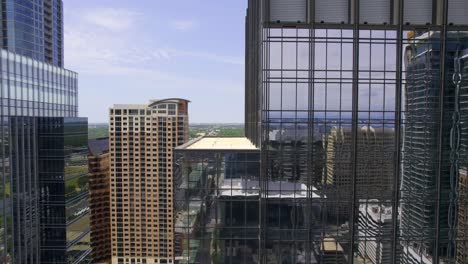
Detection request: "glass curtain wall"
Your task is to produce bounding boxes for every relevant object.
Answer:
[0,49,84,263]
[64,118,90,264]
[245,0,468,263]
[174,149,261,264]
[2,0,64,66]
[37,117,89,264]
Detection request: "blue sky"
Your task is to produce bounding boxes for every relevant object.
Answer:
[64,0,247,123]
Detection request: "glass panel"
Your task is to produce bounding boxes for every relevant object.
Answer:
[403,0,433,25]
[269,0,307,23]
[360,0,391,24]
[315,0,349,23]
[448,0,468,25]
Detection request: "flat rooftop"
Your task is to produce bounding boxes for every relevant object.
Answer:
[179,136,258,151]
[321,238,344,252]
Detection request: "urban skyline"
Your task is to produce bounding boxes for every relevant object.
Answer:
[2,0,468,264]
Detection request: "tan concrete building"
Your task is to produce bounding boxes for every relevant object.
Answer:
[88,137,112,264]
[109,99,189,264]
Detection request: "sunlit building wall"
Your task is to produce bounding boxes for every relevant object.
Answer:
[109,99,189,264]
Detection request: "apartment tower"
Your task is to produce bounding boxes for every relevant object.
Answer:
[89,137,112,264]
[109,99,189,264]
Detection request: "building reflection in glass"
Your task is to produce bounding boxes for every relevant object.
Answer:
[174,137,260,264]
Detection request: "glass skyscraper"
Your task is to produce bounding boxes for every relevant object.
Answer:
[0,0,64,66]
[0,0,88,263]
[174,137,262,264]
[172,0,468,263]
[243,0,468,263]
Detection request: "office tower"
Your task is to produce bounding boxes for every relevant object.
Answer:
[173,137,260,263]
[109,99,189,264]
[88,137,111,264]
[0,0,64,66]
[61,118,90,264]
[400,31,468,261]
[244,0,468,263]
[457,169,468,264]
[324,126,394,218]
[0,0,87,262]
[457,44,468,264]
[0,47,89,263]
[175,136,323,263]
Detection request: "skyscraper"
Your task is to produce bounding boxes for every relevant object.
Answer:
[457,41,468,264]
[109,99,189,264]
[173,137,261,264]
[0,0,64,66]
[0,0,88,262]
[243,0,468,263]
[0,49,89,263]
[88,137,111,264]
[399,31,468,261]
[457,169,468,264]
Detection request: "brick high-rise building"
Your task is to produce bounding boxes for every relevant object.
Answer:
[109,99,189,264]
[89,137,111,264]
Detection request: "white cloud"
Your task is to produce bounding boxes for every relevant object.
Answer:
[170,20,196,30]
[64,7,242,77]
[83,8,140,31]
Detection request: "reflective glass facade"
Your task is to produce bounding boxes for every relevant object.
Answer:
[0,49,77,117]
[242,0,468,263]
[0,49,87,263]
[1,0,64,66]
[39,117,89,264]
[174,138,261,264]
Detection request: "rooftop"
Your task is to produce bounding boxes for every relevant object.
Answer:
[112,98,189,109]
[111,104,147,109]
[178,136,258,151]
[321,238,344,252]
